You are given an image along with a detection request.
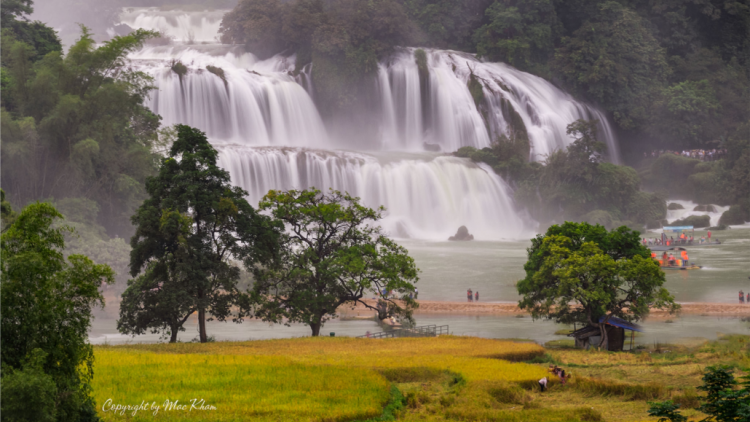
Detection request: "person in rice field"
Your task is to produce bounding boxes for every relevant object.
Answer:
[539,376,548,392]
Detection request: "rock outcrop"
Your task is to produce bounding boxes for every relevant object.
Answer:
[693,204,716,213]
[667,203,684,210]
[670,215,710,228]
[449,226,474,241]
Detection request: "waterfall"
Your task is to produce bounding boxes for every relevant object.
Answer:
[120,7,623,239]
[119,7,225,43]
[377,49,620,162]
[217,146,530,240]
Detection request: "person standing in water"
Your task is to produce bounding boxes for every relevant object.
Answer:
[467,289,473,302]
[475,291,479,301]
[740,290,745,304]
[746,292,749,304]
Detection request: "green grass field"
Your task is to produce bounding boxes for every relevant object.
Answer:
[93,335,750,422]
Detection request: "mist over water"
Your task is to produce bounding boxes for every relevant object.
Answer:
[121,7,620,240]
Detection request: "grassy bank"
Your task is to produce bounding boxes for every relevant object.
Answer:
[93,335,750,421]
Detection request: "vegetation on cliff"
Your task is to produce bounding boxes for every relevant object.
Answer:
[458,119,666,229]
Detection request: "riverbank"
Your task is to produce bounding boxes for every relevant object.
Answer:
[346,299,750,317]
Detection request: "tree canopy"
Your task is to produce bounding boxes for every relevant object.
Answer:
[118,125,282,343]
[517,221,679,347]
[1,201,114,421]
[249,188,419,336]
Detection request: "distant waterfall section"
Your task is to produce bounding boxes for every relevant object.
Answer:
[118,7,621,240]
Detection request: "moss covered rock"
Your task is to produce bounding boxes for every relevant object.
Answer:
[667,203,684,210]
[719,205,749,226]
[670,214,710,228]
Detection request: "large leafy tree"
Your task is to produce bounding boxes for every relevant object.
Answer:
[1,201,114,421]
[250,188,419,336]
[119,125,282,343]
[517,221,679,348]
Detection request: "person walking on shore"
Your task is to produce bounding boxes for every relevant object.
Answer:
[746,292,749,304]
[475,291,479,301]
[740,290,745,304]
[467,289,473,302]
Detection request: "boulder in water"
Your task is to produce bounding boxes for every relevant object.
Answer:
[693,204,716,213]
[423,142,441,152]
[719,205,750,226]
[670,215,710,228]
[449,226,474,241]
[667,203,684,210]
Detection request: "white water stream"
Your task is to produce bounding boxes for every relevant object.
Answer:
[119,7,621,240]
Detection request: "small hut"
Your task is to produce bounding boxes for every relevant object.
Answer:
[567,316,642,351]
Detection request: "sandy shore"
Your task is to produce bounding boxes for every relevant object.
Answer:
[343,299,750,317]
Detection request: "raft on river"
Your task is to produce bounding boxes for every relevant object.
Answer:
[651,246,703,270]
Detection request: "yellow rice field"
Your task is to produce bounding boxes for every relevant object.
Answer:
[93,336,547,421]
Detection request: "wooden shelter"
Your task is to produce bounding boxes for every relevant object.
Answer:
[567,316,642,351]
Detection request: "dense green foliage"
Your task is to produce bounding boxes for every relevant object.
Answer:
[648,366,750,422]
[119,126,282,343]
[1,21,161,239]
[251,188,419,336]
[517,221,678,346]
[459,119,666,229]
[1,202,114,421]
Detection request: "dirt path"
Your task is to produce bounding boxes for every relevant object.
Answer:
[343,299,750,317]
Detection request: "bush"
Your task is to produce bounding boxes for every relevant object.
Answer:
[206,65,226,84]
[414,48,427,74]
[170,59,188,78]
[719,204,749,225]
[670,214,711,228]
[646,154,700,194]
[1,352,58,422]
[575,407,605,422]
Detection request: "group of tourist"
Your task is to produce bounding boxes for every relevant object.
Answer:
[739,290,750,304]
[643,231,713,246]
[466,289,479,302]
[647,149,727,161]
[538,365,569,392]
[653,250,689,267]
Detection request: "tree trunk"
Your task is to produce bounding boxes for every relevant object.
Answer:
[598,323,609,350]
[310,321,321,337]
[169,325,178,343]
[198,308,208,343]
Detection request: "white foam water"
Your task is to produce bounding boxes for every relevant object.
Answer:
[118,7,624,239]
[217,146,532,240]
